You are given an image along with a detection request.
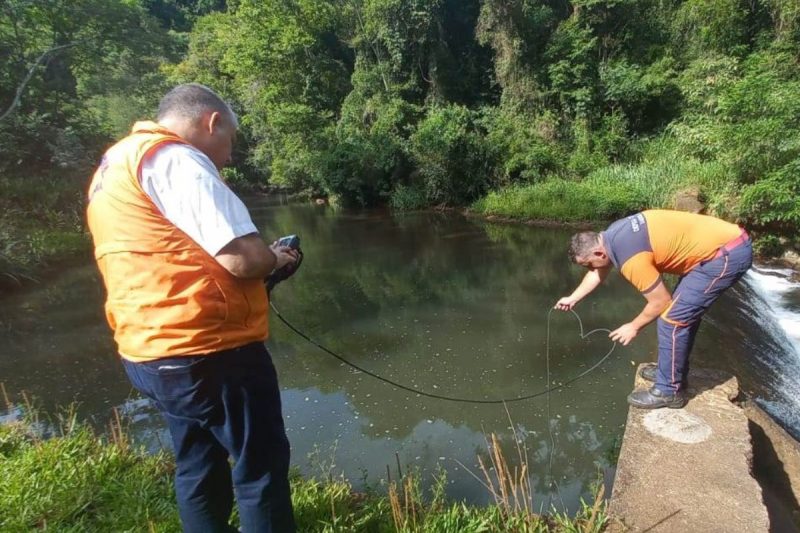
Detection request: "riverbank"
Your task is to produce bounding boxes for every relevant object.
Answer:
[3,164,798,296]
[468,203,800,273]
[0,413,607,532]
[468,160,799,265]
[0,175,90,292]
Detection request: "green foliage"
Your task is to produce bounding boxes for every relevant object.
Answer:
[4,0,800,276]
[390,183,428,211]
[566,113,631,176]
[674,49,800,180]
[321,92,417,206]
[408,104,492,205]
[0,175,89,288]
[752,234,784,258]
[669,44,800,241]
[545,17,599,118]
[473,179,642,222]
[171,0,352,189]
[167,0,798,246]
[476,0,559,107]
[0,420,607,532]
[601,57,681,133]
[673,0,750,56]
[472,149,728,223]
[0,0,179,179]
[142,0,227,32]
[740,157,800,228]
[0,423,180,532]
[291,475,391,531]
[482,107,564,184]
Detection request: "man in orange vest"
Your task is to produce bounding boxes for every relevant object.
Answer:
[87,84,298,532]
[555,210,752,409]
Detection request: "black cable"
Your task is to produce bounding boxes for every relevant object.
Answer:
[270,302,617,404]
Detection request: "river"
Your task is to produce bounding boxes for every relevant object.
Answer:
[1,197,798,513]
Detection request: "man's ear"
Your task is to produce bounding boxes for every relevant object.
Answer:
[206,111,222,135]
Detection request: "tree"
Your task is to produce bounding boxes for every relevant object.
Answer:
[0,0,180,177]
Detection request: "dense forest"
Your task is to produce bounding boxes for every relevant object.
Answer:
[1,0,799,284]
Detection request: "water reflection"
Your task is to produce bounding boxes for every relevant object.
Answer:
[1,197,796,512]
[249,202,641,511]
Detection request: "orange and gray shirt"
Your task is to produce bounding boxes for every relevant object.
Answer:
[602,210,743,293]
[86,121,268,362]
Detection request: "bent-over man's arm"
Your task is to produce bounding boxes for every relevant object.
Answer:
[609,281,672,345]
[555,266,611,310]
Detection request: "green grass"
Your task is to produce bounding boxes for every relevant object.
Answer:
[0,417,607,532]
[472,143,731,223]
[0,421,180,532]
[0,176,90,288]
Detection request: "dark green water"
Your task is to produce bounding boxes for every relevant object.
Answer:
[1,197,796,512]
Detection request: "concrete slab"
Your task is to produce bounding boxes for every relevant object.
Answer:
[608,365,770,532]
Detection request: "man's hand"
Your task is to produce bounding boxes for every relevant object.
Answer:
[554,296,579,311]
[269,242,298,271]
[609,323,639,346]
[554,267,609,312]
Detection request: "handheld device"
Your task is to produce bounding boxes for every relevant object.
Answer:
[267,235,303,292]
[276,234,300,250]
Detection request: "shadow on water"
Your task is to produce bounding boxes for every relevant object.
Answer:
[1,196,798,513]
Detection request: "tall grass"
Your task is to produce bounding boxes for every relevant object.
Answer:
[387,434,607,533]
[0,411,180,532]
[0,176,90,289]
[0,403,608,532]
[472,136,731,223]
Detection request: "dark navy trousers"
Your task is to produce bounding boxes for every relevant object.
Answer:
[123,342,295,533]
[654,241,753,393]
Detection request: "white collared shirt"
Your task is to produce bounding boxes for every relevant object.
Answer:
[139,144,257,256]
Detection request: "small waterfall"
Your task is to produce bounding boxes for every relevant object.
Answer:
[743,265,800,437]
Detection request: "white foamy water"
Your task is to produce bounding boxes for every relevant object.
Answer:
[743,265,800,435]
[747,266,800,350]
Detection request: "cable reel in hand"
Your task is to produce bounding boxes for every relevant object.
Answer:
[266,234,303,293]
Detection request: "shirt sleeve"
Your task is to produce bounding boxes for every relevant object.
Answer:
[620,251,662,293]
[139,144,258,256]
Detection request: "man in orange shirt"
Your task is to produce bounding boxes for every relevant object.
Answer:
[87,84,298,532]
[555,210,752,409]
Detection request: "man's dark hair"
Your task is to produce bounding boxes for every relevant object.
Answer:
[568,231,601,263]
[157,83,237,126]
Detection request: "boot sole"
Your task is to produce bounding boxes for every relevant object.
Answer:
[627,397,687,409]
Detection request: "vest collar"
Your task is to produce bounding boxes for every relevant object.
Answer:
[131,120,181,138]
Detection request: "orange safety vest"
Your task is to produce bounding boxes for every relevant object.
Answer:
[86,121,268,362]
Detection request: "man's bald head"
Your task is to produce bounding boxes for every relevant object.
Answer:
[157,83,238,129]
[157,84,238,170]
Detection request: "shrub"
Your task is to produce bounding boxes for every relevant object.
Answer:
[752,234,784,258]
[482,107,565,184]
[320,94,417,207]
[389,183,428,211]
[739,157,800,231]
[408,104,492,206]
